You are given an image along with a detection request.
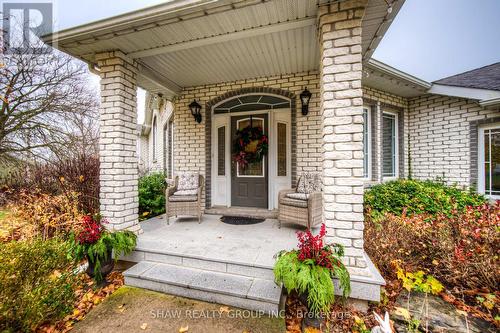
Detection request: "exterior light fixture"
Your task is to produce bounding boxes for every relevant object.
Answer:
[300,87,312,116]
[189,99,202,123]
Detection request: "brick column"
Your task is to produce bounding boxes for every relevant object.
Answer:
[318,0,367,272]
[96,51,142,234]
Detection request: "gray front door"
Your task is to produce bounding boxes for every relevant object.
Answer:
[231,114,268,208]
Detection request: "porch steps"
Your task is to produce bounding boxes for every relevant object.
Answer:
[123,261,283,314]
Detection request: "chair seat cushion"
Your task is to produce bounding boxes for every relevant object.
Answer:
[177,173,199,190]
[286,193,309,200]
[280,197,308,208]
[174,189,198,196]
[169,195,198,202]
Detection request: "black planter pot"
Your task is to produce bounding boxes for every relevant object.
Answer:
[86,248,114,287]
[298,292,326,332]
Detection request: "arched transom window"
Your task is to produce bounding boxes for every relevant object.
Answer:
[214,94,290,114]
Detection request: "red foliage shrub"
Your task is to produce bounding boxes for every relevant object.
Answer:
[296,224,344,269]
[77,215,104,244]
[365,201,500,311]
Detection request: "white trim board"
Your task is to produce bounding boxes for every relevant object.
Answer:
[428,84,500,102]
[477,123,500,200]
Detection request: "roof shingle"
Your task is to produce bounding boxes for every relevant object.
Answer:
[433,62,500,91]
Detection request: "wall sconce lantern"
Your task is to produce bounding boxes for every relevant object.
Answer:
[189,99,202,123]
[300,87,312,116]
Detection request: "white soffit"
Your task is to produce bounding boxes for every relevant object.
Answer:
[363,59,431,98]
[44,0,401,93]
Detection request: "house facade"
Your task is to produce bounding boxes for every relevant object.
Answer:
[44,0,500,308]
[140,62,500,201]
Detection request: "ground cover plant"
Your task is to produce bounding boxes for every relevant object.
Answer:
[364,179,486,219]
[0,238,77,332]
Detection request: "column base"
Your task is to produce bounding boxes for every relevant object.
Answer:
[333,252,385,303]
[128,224,144,235]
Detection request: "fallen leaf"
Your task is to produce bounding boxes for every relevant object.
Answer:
[219,306,230,313]
[179,325,189,332]
[393,307,411,320]
[140,323,148,330]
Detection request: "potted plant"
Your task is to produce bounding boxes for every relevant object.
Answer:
[69,215,137,286]
[274,224,350,331]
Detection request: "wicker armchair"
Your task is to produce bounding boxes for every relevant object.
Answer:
[165,174,204,224]
[278,175,322,229]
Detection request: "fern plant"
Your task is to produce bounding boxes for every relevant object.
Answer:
[274,224,350,315]
[68,215,137,283]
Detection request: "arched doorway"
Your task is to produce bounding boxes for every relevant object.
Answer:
[207,92,296,210]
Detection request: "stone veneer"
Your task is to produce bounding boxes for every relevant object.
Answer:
[96,51,142,233]
[408,94,500,187]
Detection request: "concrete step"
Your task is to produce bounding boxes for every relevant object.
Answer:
[122,249,276,280]
[123,261,283,314]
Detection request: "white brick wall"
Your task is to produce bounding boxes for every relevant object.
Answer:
[96,51,141,233]
[408,94,499,187]
[319,0,368,270]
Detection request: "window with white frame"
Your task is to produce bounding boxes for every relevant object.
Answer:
[478,124,500,198]
[152,116,157,161]
[382,111,398,178]
[363,107,371,179]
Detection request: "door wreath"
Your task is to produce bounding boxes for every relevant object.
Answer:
[232,125,268,168]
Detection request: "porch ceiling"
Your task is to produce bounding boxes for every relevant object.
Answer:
[44,0,404,97]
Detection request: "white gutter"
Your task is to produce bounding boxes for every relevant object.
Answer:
[367,59,432,89]
[479,97,500,108]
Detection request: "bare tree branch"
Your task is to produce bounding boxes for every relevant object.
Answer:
[0,17,99,163]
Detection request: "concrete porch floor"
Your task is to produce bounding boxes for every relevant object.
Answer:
[123,214,384,308]
[135,214,301,268]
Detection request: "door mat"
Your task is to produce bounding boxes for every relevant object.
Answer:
[220,215,265,225]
